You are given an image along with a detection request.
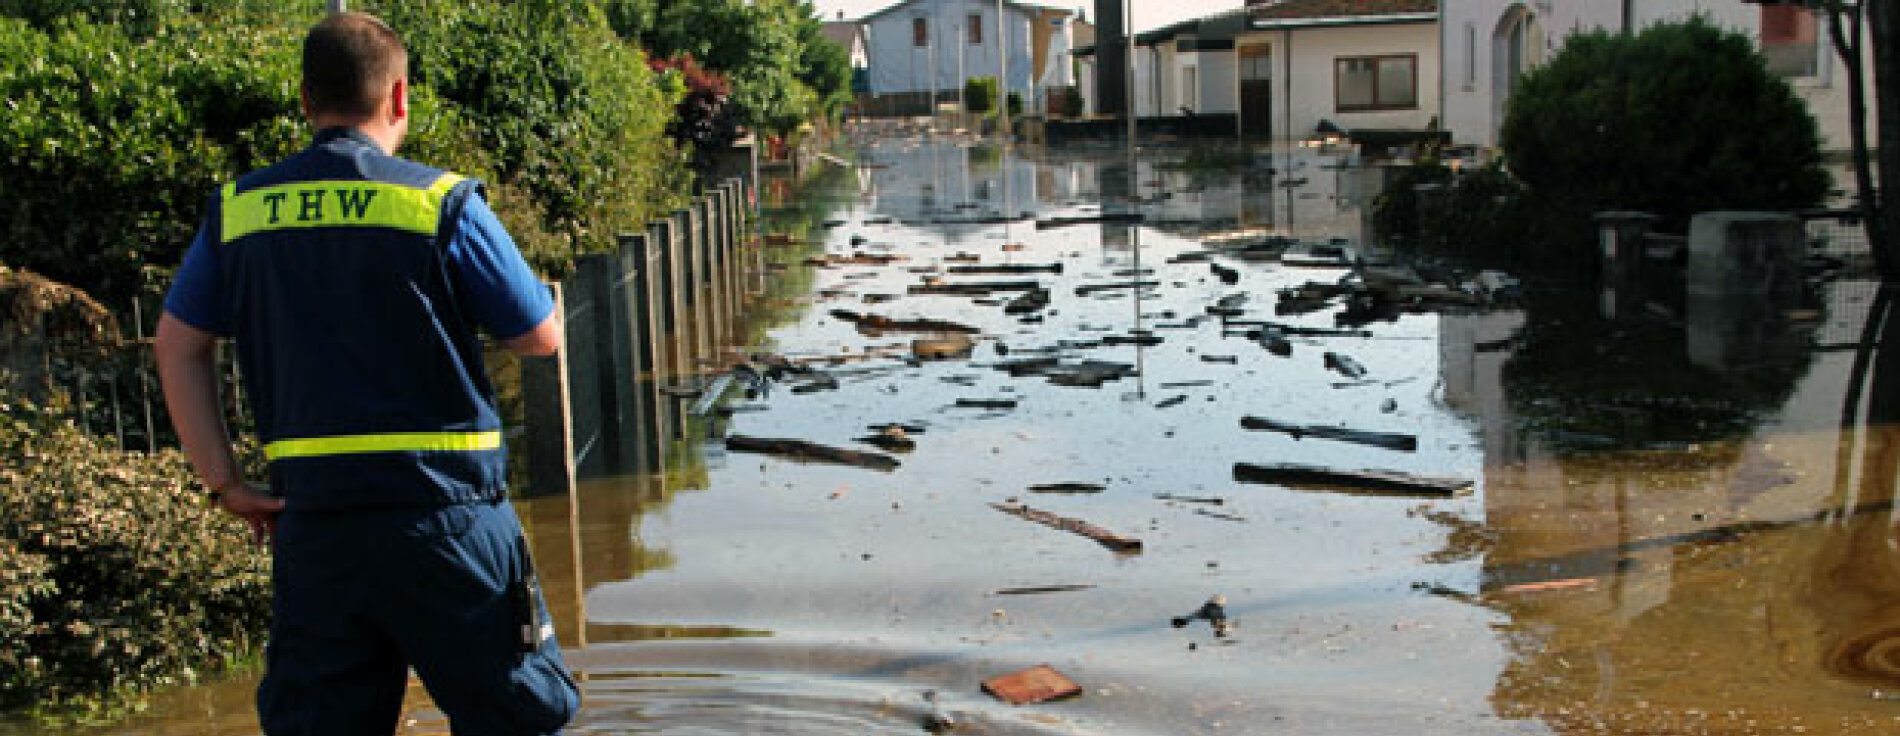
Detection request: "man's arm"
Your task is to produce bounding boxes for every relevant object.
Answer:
[154,313,284,541]
[502,311,562,356]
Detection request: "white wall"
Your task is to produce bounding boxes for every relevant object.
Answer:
[863,0,1053,97]
[1197,49,1239,115]
[1242,21,1440,142]
[1440,0,1869,151]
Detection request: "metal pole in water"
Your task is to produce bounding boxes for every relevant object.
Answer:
[997,0,1009,142]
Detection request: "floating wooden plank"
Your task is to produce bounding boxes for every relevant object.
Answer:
[991,502,1143,552]
[1004,288,1051,315]
[1155,394,1187,409]
[1239,416,1417,452]
[829,310,980,334]
[1323,351,1368,379]
[725,435,900,471]
[1028,482,1106,494]
[1074,280,1161,296]
[982,665,1083,705]
[1035,213,1144,230]
[948,263,1064,275]
[956,398,1019,410]
[1232,463,1471,497]
[992,584,1096,596]
[908,280,1043,296]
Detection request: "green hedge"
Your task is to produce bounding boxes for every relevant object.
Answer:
[0,1,691,306]
[1501,17,1828,229]
[0,393,271,716]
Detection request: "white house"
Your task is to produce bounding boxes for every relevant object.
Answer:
[860,0,1078,111]
[1442,1,1865,150]
[1234,0,1442,142]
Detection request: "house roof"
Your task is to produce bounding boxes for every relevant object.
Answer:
[819,21,863,50]
[1246,0,1436,29]
[1248,0,1437,20]
[859,0,1075,24]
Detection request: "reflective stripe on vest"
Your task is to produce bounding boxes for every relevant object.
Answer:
[220,173,465,243]
[263,430,503,461]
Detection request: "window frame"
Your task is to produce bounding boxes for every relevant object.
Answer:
[1334,53,1418,112]
[969,13,983,45]
[913,17,929,48]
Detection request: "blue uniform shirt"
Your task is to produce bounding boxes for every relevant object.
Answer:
[164,127,553,510]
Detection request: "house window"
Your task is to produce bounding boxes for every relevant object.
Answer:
[913,18,928,48]
[1464,22,1477,87]
[1336,54,1417,111]
[1761,5,1818,78]
[1182,66,1198,110]
[969,13,982,44]
[1239,44,1271,81]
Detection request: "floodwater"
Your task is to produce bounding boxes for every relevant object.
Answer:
[29,131,1900,736]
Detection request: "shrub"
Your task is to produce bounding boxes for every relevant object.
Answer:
[0,391,271,716]
[964,76,998,115]
[1500,16,1828,229]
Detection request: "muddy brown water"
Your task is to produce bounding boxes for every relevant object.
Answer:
[23,138,1900,735]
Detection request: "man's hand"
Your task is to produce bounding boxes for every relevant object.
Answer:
[217,482,286,545]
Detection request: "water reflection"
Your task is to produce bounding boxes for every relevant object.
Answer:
[37,138,1900,736]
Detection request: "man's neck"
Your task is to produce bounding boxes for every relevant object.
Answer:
[310,119,399,154]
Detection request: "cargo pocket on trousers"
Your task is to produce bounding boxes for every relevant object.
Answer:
[509,647,580,734]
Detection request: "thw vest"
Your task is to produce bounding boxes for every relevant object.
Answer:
[212,128,505,510]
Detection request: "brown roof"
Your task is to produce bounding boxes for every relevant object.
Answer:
[1247,0,1437,21]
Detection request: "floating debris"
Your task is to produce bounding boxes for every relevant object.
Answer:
[908,281,1042,296]
[1232,463,1471,497]
[1239,415,1418,452]
[949,263,1063,275]
[1155,395,1188,409]
[1074,280,1161,296]
[726,435,900,471]
[992,584,1096,596]
[956,398,1019,410]
[1171,595,1233,637]
[1323,352,1368,379]
[1036,213,1143,230]
[1028,482,1106,494]
[990,502,1142,553]
[830,310,980,334]
[981,665,1083,705]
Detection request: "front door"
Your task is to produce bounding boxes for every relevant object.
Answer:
[1239,43,1272,139]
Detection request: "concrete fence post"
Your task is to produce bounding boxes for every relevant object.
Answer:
[1685,211,1805,371]
[522,282,576,499]
[618,232,666,474]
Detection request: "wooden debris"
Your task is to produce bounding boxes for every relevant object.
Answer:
[1004,288,1051,315]
[982,665,1083,704]
[1494,578,1598,595]
[948,263,1063,275]
[992,584,1096,596]
[911,335,976,360]
[1155,395,1187,409]
[806,252,905,267]
[1239,415,1418,452]
[1209,262,1239,285]
[855,425,916,453]
[1323,352,1367,379]
[726,435,900,471]
[1232,463,1471,497]
[830,310,980,334]
[1035,213,1143,230]
[991,502,1142,553]
[1074,280,1160,296]
[1155,493,1224,505]
[908,280,1042,296]
[1159,380,1214,389]
[1028,482,1106,494]
[956,398,1019,410]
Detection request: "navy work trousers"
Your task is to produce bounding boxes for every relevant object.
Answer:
[259,499,579,736]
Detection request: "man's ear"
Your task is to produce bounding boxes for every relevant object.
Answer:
[300,84,315,120]
[388,77,408,123]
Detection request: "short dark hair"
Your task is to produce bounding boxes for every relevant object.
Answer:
[302,12,408,118]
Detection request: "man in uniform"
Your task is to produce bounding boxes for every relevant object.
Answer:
[155,11,579,735]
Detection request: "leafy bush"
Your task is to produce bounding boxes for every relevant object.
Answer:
[651,53,742,186]
[0,392,271,716]
[622,0,844,137]
[1373,160,1531,260]
[1500,16,1828,229]
[964,76,998,115]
